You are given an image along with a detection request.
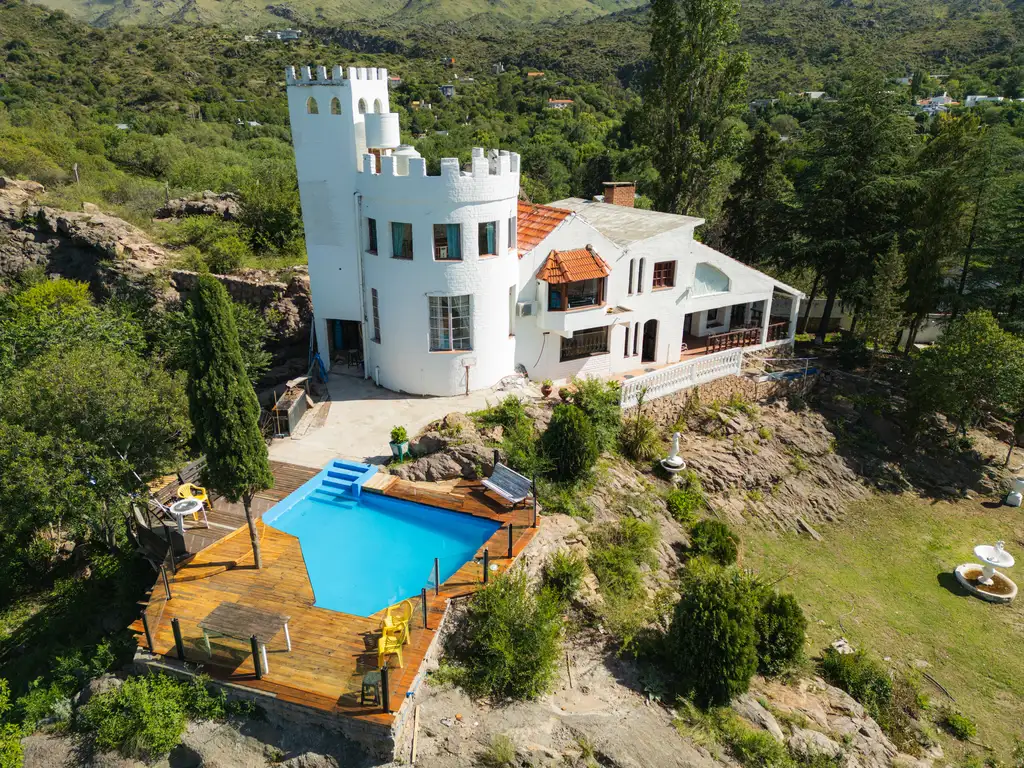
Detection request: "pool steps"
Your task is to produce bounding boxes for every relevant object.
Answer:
[261,459,378,526]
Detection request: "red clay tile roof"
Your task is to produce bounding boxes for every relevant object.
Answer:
[536,247,610,284]
[517,200,571,255]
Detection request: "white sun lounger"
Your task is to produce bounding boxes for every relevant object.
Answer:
[482,463,533,508]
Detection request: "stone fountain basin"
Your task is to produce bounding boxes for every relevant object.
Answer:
[975,544,1014,568]
[955,564,1018,603]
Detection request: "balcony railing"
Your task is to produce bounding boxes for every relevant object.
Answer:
[706,322,787,354]
[621,347,744,407]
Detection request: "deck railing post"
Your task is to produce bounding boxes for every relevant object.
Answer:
[251,635,263,679]
[433,558,440,595]
[380,665,391,714]
[532,475,538,528]
[171,618,185,660]
[421,587,428,630]
[141,609,154,652]
[483,549,489,583]
[161,565,172,601]
[507,523,513,558]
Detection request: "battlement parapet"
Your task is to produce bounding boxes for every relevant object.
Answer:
[358,148,520,203]
[285,65,389,86]
[361,148,521,179]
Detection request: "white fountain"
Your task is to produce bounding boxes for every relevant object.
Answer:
[1006,477,1024,508]
[660,432,686,477]
[955,540,1018,603]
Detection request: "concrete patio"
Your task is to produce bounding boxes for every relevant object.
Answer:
[268,372,537,469]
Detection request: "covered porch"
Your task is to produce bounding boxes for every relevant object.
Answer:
[681,289,800,359]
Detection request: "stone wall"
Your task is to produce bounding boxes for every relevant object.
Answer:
[628,372,817,429]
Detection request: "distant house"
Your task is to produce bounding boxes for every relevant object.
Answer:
[262,28,302,41]
[965,95,1005,108]
[799,91,827,100]
[439,84,455,99]
[410,101,432,111]
[917,92,958,114]
[547,99,574,109]
[749,98,778,111]
[388,75,402,89]
[493,63,506,75]
[526,71,545,78]
[114,123,130,131]
[440,57,455,67]
[894,76,913,86]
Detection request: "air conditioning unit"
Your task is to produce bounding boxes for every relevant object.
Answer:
[516,301,536,317]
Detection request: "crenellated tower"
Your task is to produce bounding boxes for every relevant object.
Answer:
[286,65,522,396]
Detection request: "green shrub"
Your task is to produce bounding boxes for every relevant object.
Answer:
[819,649,893,723]
[755,591,806,675]
[390,425,408,443]
[537,479,592,519]
[480,733,517,767]
[939,708,977,740]
[205,234,251,274]
[588,518,659,599]
[542,404,598,481]
[476,395,529,430]
[502,419,546,477]
[570,376,622,450]
[620,411,661,461]
[722,715,794,768]
[667,567,759,706]
[689,519,739,565]
[0,680,22,768]
[451,569,562,700]
[666,473,705,524]
[78,674,189,760]
[542,550,586,605]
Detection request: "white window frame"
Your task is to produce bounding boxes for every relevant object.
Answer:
[429,295,472,351]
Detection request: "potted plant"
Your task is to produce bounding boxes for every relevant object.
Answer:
[541,379,554,397]
[558,386,572,402]
[390,425,409,460]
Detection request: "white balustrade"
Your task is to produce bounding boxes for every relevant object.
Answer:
[619,348,743,408]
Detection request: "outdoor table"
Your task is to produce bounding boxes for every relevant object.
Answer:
[198,603,292,675]
[168,498,204,536]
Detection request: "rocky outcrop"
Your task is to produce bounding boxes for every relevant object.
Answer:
[389,413,497,482]
[155,190,240,221]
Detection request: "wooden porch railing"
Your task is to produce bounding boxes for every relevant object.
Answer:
[706,322,787,354]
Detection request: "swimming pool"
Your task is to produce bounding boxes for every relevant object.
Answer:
[264,462,500,617]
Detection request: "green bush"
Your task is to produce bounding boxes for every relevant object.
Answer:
[78,674,189,760]
[939,708,977,740]
[480,733,517,767]
[588,517,659,599]
[390,425,408,443]
[542,404,598,481]
[570,376,622,450]
[666,473,705,524]
[754,591,806,675]
[819,649,893,723]
[667,567,759,706]
[536,479,592,519]
[205,233,251,274]
[451,569,562,700]
[619,411,661,461]
[689,519,739,565]
[723,715,794,768]
[0,680,23,768]
[542,550,586,605]
[477,395,529,430]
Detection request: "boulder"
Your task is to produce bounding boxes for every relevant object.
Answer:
[155,190,241,220]
[281,754,341,768]
[732,693,785,742]
[73,673,122,707]
[787,727,843,761]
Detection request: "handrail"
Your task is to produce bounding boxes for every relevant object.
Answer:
[620,347,744,408]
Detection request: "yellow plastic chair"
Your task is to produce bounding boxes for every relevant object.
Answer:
[177,483,210,514]
[380,599,414,645]
[377,631,404,668]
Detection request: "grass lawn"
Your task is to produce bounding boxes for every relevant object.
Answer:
[743,493,1024,759]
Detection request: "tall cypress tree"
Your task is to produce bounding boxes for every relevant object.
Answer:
[187,275,273,569]
[642,0,749,218]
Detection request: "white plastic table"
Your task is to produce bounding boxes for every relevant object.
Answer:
[168,498,203,536]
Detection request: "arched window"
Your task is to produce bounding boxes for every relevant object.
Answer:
[357,99,367,114]
[623,325,631,357]
[628,258,635,295]
[373,98,383,113]
[632,322,640,356]
[306,97,319,115]
[637,258,645,293]
[693,263,731,296]
[330,97,342,115]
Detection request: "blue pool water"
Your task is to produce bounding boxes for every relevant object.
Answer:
[265,474,500,616]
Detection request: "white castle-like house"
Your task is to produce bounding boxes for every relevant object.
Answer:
[286,65,804,401]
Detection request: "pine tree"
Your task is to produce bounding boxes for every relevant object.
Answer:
[718,122,793,265]
[186,275,274,569]
[860,238,907,354]
[641,0,749,218]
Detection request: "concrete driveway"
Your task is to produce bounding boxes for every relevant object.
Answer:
[268,373,537,469]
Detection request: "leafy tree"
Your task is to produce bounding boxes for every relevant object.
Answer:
[859,237,907,354]
[754,591,806,675]
[667,566,759,706]
[793,71,915,343]
[718,123,794,265]
[907,310,1024,437]
[689,519,739,565]
[0,680,22,768]
[542,404,598,481]
[642,0,749,217]
[238,159,303,252]
[186,275,274,568]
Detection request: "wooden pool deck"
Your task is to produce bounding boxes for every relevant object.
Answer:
[132,472,539,731]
